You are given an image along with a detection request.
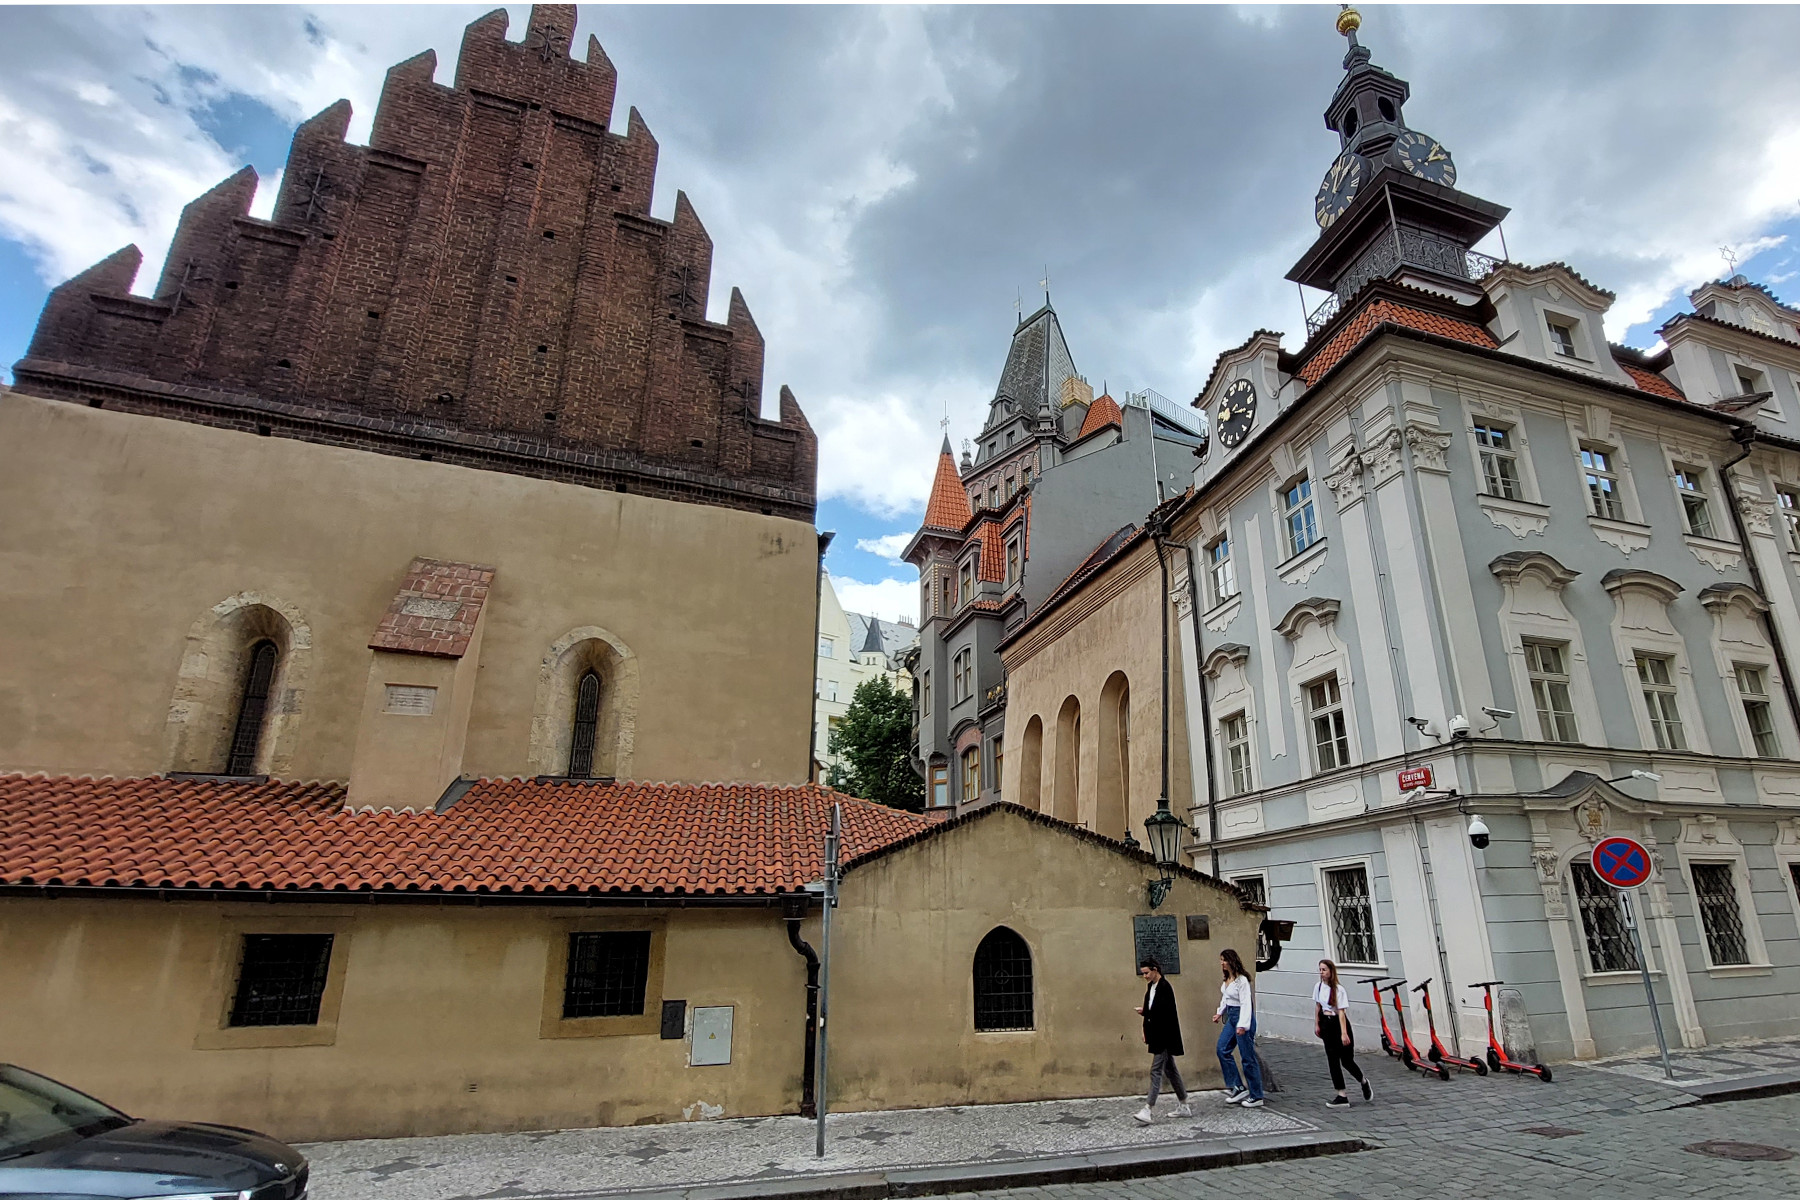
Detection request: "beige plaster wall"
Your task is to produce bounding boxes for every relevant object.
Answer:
[0,392,814,784]
[1000,543,1195,841]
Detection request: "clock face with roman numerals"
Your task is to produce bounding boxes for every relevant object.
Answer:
[1216,379,1258,449]
[1393,130,1456,187]
[1315,152,1366,229]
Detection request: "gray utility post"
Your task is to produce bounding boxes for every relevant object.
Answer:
[1618,888,1675,1080]
[815,803,841,1158]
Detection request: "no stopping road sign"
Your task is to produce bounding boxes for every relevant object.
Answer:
[1592,836,1654,889]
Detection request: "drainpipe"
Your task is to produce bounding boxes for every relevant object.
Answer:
[1181,543,1222,879]
[782,895,819,1119]
[1148,512,1173,835]
[1719,428,1800,733]
[807,531,836,783]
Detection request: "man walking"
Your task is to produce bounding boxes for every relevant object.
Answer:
[1133,957,1190,1124]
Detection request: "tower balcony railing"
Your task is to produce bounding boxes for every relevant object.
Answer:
[1305,246,1505,340]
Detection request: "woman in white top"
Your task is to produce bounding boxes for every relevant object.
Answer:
[1211,948,1264,1106]
[1314,958,1372,1107]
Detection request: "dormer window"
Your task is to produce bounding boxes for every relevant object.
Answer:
[959,560,974,606]
[1547,318,1578,358]
[1735,366,1766,397]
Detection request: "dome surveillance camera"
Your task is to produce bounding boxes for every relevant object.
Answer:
[1468,813,1490,850]
[1449,714,1472,739]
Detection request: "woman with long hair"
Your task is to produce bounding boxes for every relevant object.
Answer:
[1212,947,1264,1107]
[1315,958,1371,1106]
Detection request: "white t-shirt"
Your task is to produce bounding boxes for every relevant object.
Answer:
[1216,975,1254,1026]
[1313,982,1349,1016]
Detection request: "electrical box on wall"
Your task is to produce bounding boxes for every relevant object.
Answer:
[690,1006,733,1066]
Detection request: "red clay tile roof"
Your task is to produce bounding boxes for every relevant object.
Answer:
[1298,299,1498,386]
[976,505,1028,582]
[0,775,931,897]
[1076,393,1123,439]
[1619,361,1685,401]
[369,558,495,658]
[923,441,974,532]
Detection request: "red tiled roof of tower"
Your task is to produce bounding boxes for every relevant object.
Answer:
[1619,361,1685,402]
[1077,393,1124,439]
[1298,299,1498,386]
[368,558,496,658]
[0,775,932,897]
[977,506,1028,583]
[923,437,974,532]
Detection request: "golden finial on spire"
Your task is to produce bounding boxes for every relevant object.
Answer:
[1336,5,1362,37]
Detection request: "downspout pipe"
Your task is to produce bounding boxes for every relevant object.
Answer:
[782,895,819,1118]
[1181,543,1222,879]
[1148,513,1173,823]
[1719,428,1800,735]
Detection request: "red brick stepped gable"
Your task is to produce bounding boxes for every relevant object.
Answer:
[16,5,816,522]
[0,775,931,896]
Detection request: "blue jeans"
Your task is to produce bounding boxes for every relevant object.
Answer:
[1217,1006,1264,1100]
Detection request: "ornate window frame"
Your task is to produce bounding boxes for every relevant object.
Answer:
[1698,583,1796,759]
[165,592,313,778]
[1489,553,1603,746]
[1276,599,1360,779]
[529,626,640,779]
[1561,845,1659,982]
[1313,855,1387,971]
[1566,407,1651,554]
[1670,815,1772,975]
[1267,442,1329,586]
[1204,643,1264,837]
[1603,569,1711,755]
[1659,441,1743,573]
[1462,393,1549,539]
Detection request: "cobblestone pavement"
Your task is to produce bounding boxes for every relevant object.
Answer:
[1584,1034,1800,1089]
[946,1038,1800,1200]
[303,1091,1313,1200]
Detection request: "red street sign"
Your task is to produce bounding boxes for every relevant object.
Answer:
[1397,765,1434,791]
[1592,836,1654,889]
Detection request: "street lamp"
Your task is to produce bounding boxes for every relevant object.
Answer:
[1143,805,1184,909]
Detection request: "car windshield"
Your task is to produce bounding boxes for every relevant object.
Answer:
[0,1065,132,1161]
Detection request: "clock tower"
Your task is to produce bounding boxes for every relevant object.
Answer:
[1289,7,1509,338]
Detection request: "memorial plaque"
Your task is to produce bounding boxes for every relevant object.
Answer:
[1185,914,1210,941]
[383,684,438,716]
[400,597,465,619]
[1133,914,1180,975]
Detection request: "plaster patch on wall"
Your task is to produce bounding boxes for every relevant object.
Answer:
[682,1100,724,1121]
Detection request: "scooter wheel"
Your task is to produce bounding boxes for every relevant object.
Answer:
[1382,1035,1394,1054]
[1403,1056,1419,1072]
[1435,1065,1450,1081]
[1471,1058,1489,1076]
[1427,1046,1442,1063]
[1487,1050,1501,1071]
[1537,1066,1553,1083]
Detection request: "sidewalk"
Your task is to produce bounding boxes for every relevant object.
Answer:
[1583,1034,1800,1100]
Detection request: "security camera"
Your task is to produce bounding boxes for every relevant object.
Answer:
[1449,714,1472,739]
[1468,813,1491,850]
[1405,716,1430,731]
[1481,706,1515,721]
[1631,769,1662,782]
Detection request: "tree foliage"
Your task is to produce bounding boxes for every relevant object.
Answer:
[826,675,924,811]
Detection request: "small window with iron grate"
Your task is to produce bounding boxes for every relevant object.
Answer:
[1689,863,1751,967]
[569,670,602,777]
[229,934,334,1027]
[225,640,279,775]
[973,926,1033,1031]
[563,931,653,1018]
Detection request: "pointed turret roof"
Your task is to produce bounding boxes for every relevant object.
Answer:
[1077,392,1123,439]
[990,303,1078,421]
[923,436,974,532]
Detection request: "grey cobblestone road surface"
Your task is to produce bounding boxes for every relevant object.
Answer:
[950,1037,1800,1200]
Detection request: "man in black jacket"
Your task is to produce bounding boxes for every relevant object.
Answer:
[1133,957,1190,1124]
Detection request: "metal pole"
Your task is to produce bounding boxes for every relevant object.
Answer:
[815,804,840,1157]
[1618,888,1675,1080]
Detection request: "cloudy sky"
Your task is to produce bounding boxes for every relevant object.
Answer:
[3,4,1799,622]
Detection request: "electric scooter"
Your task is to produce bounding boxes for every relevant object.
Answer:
[1467,980,1553,1082]
[1381,980,1449,1080]
[1411,978,1487,1075]
[1359,976,1404,1061]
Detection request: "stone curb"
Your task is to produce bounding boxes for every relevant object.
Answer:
[1681,1069,1800,1104]
[507,1131,1371,1200]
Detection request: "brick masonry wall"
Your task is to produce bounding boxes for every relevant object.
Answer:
[14,4,816,522]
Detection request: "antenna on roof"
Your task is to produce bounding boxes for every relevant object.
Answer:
[1040,266,1051,305]
[940,397,950,437]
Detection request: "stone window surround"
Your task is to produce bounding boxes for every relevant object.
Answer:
[195,915,353,1050]
[165,592,314,779]
[1532,295,1603,372]
[1202,643,1263,841]
[539,917,669,1039]
[1267,440,1328,584]
[1489,553,1606,747]
[1557,842,1664,983]
[1462,393,1551,539]
[1565,408,1652,553]
[529,626,639,780]
[1657,441,1744,572]
[1721,353,1781,419]
[1603,570,1713,756]
[1312,855,1387,971]
[1277,599,1361,781]
[1670,815,1773,976]
[1698,584,1797,760]
[1775,819,1800,924]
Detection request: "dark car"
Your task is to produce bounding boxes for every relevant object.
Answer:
[0,1064,306,1200]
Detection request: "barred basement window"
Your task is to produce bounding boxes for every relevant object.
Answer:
[225,640,279,775]
[1571,862,1639,973]
[1322,865,1377,965]
[1690,863,1751,967]
[972,927,1033,1031]
[229,934,334,1027]
[563,931,653,1019]
[568,670,601,777]
[1231,875,1267,908]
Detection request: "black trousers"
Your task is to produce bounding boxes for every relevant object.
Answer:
[1320,1019,1365,1091]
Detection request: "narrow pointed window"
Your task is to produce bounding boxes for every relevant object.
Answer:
[569,670,602,777]
[225,640,279,775]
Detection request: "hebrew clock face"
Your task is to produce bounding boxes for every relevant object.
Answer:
[1393,130,1456,187]
[1314,153,1366,229]
[1216,379,1258,449]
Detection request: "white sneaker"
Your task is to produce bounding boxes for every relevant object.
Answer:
[1222,1088,1246,1103]
[1173,1102,1193,1117]
[1240,1097,1264,1108]
[1133,1106,1155,1125]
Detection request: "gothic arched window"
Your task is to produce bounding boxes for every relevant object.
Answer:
[973,926,1034,1031]
[225,640,279,775]
[568,670,602,777]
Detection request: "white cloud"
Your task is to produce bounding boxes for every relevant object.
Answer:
[832,575,918,626]
[855,532,914,561]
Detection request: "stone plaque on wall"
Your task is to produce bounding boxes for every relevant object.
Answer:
[1133,915,1180,975]
[1185,915,1210,940]
[383,684,438,716]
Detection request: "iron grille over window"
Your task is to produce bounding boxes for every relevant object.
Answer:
[225,640,279,775]
[563,931,652,1018]
[973,927,1033,1031]
[1232,876,1268,908]
[1322,866,1377,965]
[1571,862,1639,973]
[228,933,333,1027]
[569,670,601,777]
[1690,863,1750,966]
